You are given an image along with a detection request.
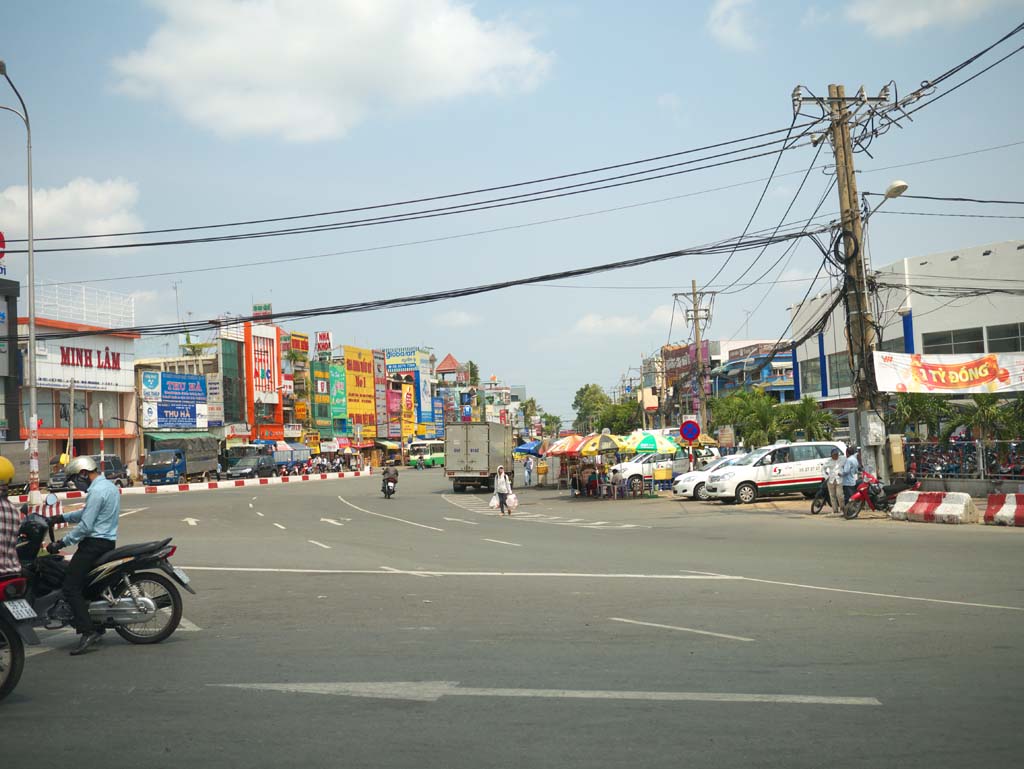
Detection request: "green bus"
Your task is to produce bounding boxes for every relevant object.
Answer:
[408,440,445,468]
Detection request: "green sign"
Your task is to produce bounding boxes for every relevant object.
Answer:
[329,363,347,422]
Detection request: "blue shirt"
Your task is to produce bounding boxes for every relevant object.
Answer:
[841,455,861,486]
[62,474,120,546]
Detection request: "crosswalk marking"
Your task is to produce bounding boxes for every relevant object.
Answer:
[441,495,648,529]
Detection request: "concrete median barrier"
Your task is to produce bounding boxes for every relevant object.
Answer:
[889,491,977,524]
[983,494,1024,526]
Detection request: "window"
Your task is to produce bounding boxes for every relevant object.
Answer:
[987,322,1024,353]
[827,353,854,390]
[800,358,821,394]
[58,390,88,429]
[21,388,57,428]
[877,336,904,353]
[790,445,820,462]
[88,391,120,427]
[816,445,838,459]
[922,327,984,354]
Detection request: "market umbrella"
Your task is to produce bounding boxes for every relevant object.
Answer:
[545,434,587,457]
[578,433,629,457]
[512,440,543,457]
[623,431,683,454]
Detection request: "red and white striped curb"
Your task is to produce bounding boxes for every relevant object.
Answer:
[983,493,1024,526]
[890,491,977,524]
[16,468,373,503]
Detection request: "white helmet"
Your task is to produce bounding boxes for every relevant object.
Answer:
[66,456,99,476]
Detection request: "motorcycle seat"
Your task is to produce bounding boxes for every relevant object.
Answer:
[93,538,172,566]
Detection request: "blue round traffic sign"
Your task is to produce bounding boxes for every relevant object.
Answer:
[680,420,701,442]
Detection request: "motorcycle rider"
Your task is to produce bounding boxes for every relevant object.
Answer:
[0,457,20,578]
[46,456,120,655]
[381,462,399,494]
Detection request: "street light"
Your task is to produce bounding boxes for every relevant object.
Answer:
[865,179,909,218]
[0,60,40,504]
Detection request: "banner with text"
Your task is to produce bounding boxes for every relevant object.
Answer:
[873,351,1024,394]
[344,345,377,438]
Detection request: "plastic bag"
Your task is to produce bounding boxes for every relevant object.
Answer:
[507,493,519,510]
[489,494,499,509]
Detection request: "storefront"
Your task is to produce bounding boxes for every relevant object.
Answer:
[19,318,140,468]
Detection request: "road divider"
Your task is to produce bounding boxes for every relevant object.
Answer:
[889,491,977,524]
[15,469,373,503]
[983,493,1024,526]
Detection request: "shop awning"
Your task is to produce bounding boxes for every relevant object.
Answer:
[149,431,220,442]
[375,440,401,450]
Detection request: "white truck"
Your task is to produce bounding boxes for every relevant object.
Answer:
[444,422,514,492]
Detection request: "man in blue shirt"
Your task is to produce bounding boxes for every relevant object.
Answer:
[47,456,120,655]
[841,447,861,504]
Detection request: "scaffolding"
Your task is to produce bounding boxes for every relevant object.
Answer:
[35,284,135,328]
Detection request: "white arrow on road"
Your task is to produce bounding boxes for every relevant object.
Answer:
[442,517,478,525]
[320,518,345,526]
[182,517,200,527]
[211,681,881,706]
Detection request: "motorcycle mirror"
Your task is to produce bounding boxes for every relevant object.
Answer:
[45,493,58,507]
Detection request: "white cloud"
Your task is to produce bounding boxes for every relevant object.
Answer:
[706,0,757,51]
[801,5,830,27]
[0,177,142,245]
[572,305,674,336]
[435,309,479,328]
[112,0,551,142]
[845,0,1010,38]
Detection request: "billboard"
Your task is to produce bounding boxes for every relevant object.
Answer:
[142,402,209,429]
[141,371,207,404]
[250,325,280,404]
[310,361,331,431]
[373,350,387,439]
[290,332,310,354]
[252,302,273,320]
[385,347,433,423]
[38,336,136,393]
[344,345,377,438]
[401,382,416,438]
[873,351,1024,394]
[205,373,224,427]
[315,331,333,355]
[386,389,402,439]
[433,396,445,438]
[329,362,347,422]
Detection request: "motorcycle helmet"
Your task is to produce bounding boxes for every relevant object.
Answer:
[65,455,99,491]
[18,512,51,549]
[0,455,14,498]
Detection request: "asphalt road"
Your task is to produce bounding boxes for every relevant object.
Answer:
[5,470,1023,768]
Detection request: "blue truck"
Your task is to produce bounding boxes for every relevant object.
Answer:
[141,435,220,485]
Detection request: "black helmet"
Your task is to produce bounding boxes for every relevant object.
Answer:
[18,512,51,548]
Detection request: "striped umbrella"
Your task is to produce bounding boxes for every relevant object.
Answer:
[545,434,588,457]
[578,433,629,457]
[623,431,683,454]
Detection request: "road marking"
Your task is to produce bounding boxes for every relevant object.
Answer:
[248,503,254,509]
[738,576,1024,612]
[273,523,287,530]
[119,507,149,517]
[182,517,200,526]
[179,618,202,631]
[338,495,444,532]
[609,617,755,643]
[308,540,331,549]
[382,565,432,578]
[440,494,649,529]
[180,566,740,579]
[211,680,880,706]
[483,538,521,547]
[256,512,264,517]
[320,517,344,526]
[443,517,479,525]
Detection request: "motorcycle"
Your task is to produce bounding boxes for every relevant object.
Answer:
[383,478,397,499]
[809,477,832,515]
[15,514,195,645]
[0,573,40,702]
[844,471,920,519]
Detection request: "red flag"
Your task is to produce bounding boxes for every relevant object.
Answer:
[0,231,5,259]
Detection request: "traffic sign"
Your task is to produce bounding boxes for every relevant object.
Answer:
[680,420,701,442]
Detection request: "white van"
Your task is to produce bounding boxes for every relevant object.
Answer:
[705,441,846,504]
[610,453,682,493]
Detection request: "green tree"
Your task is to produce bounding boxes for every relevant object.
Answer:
[572,384,611,434]
[521,397,539,425]
[739,391,791,447]
[887,392,952,438]
[467,361,480,387]
[597,401,642,434]
[541,412,563,437]
[944,393,1013,443]
[781,396,837,441]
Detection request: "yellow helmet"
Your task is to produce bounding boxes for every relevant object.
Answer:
[0,456,14,485]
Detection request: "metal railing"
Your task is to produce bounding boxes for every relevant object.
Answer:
[904,440,1024,481]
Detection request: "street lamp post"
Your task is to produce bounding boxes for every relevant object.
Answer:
[0,60,40,504]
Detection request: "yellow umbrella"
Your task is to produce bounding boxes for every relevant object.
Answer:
[578,433,629,456]
[545,434,587,457]
[623,431,682,454]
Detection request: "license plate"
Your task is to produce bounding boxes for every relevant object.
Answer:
[172,566,190,585]
[4,599,37,621]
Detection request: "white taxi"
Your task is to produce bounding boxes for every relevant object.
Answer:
[672,455,741,500]
[705,441,846,504]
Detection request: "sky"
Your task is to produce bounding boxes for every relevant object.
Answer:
[1,0,1022,422]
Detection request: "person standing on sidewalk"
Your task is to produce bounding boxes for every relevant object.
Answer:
[523,456,534,487]
[841,446,861,504]
[824,447,845,515]
[494,465,513,515]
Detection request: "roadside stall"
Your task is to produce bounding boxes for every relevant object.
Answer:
[623,431,684,494]
[579,432,630,497]
[545,434,587,493]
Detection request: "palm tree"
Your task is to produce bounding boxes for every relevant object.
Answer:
[467,360,480,387]
[951,394,1011,443]
[782,396,837,440]
[521,397,538,425]
[738,391,790,447]
[541,412,562,438]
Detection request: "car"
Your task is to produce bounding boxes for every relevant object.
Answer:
[610,453,682,494]
[672,455,741,500]
[49,454,131,490]
[705,441,847,504]
[227,455,277,479]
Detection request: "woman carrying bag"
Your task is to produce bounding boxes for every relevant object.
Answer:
[494,465,514,516]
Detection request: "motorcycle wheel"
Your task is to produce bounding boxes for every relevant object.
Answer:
[0,617,26,702]
[844,499,864,520]
[113,572,182,645]
[810,494,825,515]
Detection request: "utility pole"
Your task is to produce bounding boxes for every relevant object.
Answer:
[66,379,75,460]
[795,83,892,478]
[677,282,712,431]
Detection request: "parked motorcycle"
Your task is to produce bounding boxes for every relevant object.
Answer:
[0,573,40,702]
[16,514,195,645]
[809,478,833,515]
[844,472,920,519]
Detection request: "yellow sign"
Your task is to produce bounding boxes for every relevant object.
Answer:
[401,382,416,438]
[294,400,308,421]
[344,345,377,438]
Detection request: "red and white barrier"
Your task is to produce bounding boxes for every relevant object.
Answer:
[890,491,978,524]
[16,468,373,503]
[983,494,1024,526]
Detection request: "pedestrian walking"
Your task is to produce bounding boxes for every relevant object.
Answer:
[494,465,513,515]
[825,447,844,515]
[842,446,861,504]
[523,456,533,487]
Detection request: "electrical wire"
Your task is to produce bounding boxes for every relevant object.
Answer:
[862,193,1024,205]
[876,211,1024,220]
